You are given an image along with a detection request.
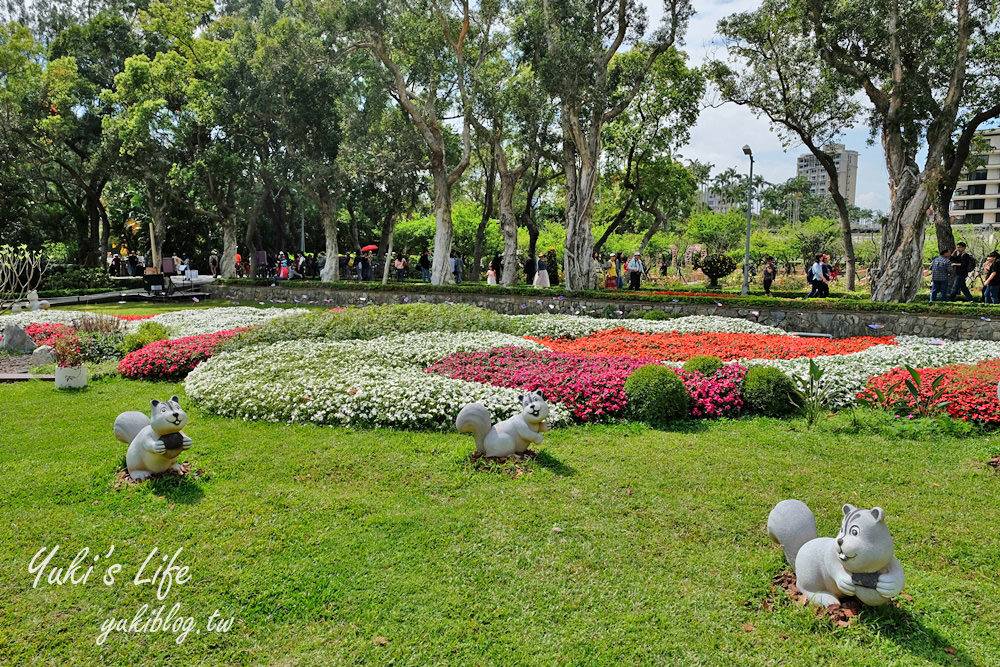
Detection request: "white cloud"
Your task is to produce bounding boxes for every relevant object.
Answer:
[642,0,890,213]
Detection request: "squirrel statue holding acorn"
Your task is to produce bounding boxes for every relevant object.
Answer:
[767,499,905,608]
[455,390,550,458]
[114,396,192,481]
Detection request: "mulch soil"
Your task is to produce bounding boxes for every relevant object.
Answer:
[988,455,1000,470]
[0,354,31,375]
[114,461,193,488]
[764,571,903,628]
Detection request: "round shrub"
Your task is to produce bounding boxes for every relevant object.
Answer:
[122,321,170,354]
[741,366,797,416]
[682,355,724,376]
[624,364,690,425]
[699,253,737,287]
[642,310,676,320]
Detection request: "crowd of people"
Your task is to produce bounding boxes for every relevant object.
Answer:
[929,242,1000,304]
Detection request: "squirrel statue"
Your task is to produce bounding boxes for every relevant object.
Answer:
[114,396,193,481]
[456,390,550,458]
[767,499,905,608]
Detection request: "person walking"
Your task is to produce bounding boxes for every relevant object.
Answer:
[806,254,825,298]
[533,255,550,287]
[982,252,1000,304]
[418,250,431,282]
[209,250,220,278]
[614,253,625,289]
[949,242,975,301]
[524,255,536,286]
[929,247,954,302]
[394,253,408,282]
[452,254,463,284]
[626,252,645,290]
[490,254,502,283]
[762,256,776,297]
[819,254,832,297]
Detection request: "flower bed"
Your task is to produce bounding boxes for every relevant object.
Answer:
[185,336,570,429]
[119,328,249,381]
[677,364,747,419]
[113,314,157,321]
[507,313,789,339]
[25,323,72,347]
[859,360,1000,424]
[427,347,657,422]
[530,329,894,362]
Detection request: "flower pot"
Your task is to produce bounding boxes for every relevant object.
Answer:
[55,365,87,389]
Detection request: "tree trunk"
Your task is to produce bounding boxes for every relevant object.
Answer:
[430,166,455,285]
[830,190,857,291]
[593,194,634,256]
[146,198,167,273]
[870,175,930,302]
[318,193,340,282]
[84,193,102,267]
[498,174,519,287]
[562,159,598,290]
[471,156,496,283]
[348,205,361,252]
[933,195,956,251]
[220,219,238,278]
[638,213,664,255]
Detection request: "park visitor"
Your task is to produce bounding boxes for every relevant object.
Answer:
[394,253,408,282]
[806,254,826,298]
[982,252,999,304]
[452,254,463,284]
[533,255,550,287]
[524,255,536,285]
[950,242,975,301]
[209,250,219,277]
[929,247,954,302]
[762,257,776,297]
[626,252,644,290]
[418,250,431,282]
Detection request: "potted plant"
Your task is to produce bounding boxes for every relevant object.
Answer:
[52,332,87,389]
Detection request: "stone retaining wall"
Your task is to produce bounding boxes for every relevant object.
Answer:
[207,284,1000,341]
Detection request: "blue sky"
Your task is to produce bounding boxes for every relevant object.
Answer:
[644,0,891,212]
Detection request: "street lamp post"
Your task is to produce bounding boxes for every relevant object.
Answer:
[741,145,754,296]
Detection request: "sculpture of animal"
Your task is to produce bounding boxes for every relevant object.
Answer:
[767,499,905,607]
[114,396,192,481]
[456,390,550,458]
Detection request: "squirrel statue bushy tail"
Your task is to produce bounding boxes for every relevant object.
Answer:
[767,499,818,566]
[455,403,492,454]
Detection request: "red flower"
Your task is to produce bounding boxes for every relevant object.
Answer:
[117,328,249,381]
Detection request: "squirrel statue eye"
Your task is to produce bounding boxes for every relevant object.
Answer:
[850,526,859,536]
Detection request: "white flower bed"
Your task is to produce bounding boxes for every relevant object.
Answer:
[186,335,569,430]
[748,336,1000,407]
[508,314,789,339]
[0,306,308,337]
[145,306,309,337]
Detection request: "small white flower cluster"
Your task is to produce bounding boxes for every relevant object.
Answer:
[507,314,789,339]
[186,334,568,430]
[146,306,309,337]
[747,336,1000,407]
[0,306,308,337]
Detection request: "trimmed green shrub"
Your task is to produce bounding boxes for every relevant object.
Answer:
[741,366,797,416]
[624,364,690,425]
[682,355,725,376]
[122,321,170,354]
[698,253,737,287]
[79,332,126,362]
[642,310,677,320]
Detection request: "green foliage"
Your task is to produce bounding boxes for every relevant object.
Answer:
[790,359,835,428]
[223,303,519,352]
[684,211,747,255]
[122,321,171,354]
[699,253,737,286]
[741,367,797,416]
[39,266,117,291]
[681,355,725,376]
[79,331,126,362]
[624,364,690,426]
[641,310,677,320]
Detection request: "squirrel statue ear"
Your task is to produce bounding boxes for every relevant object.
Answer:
[151,399,160,408]
[517,393,524,402]
[534,390,545,401]
[842,503,857,516]
[870,507,885,523]
[170,395,179,404]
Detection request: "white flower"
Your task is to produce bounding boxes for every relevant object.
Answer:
[507,314,788,339]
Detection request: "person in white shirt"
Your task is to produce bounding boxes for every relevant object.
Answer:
[626,252,645,289]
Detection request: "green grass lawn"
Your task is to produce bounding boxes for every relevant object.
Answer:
[1,378,998,665]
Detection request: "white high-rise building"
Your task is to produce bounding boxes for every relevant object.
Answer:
[795,144,859,207]
[951,129,1000,228]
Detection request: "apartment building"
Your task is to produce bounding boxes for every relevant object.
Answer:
[951,128,1000,228]
[795,144,859,207]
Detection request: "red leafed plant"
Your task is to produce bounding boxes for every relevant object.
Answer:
[529,328,894,362]
[859,360,1000,424]
[118,328,249,381]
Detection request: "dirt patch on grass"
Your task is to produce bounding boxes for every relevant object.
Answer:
[765,571,901,628]
[469,450,537,477]
[114,461,193,488]
[988,455,1000,470]
[0,354,31,375]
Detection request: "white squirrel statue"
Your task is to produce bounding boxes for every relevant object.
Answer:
[456,390,550,458]
[114,396,193,481]
[11,290,50,313]
[767,499,905,608]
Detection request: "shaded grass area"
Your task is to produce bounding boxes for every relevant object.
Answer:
[1,379,999,665]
